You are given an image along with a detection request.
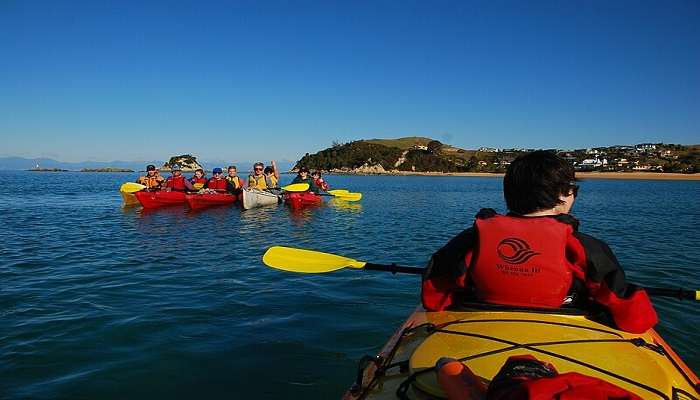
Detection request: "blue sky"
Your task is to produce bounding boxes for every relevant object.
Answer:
[1,0,698,162]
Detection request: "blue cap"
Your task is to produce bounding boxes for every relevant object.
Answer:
[212,167,223,174]
[171,164,181,171]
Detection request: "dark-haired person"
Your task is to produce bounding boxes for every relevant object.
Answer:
[225,165,244,194]
[163,164,196,192]
[290,166,320,193]
[423,151,657,333]
[311,170,329,192]
[136,164,165,190]
[190,168,207,190]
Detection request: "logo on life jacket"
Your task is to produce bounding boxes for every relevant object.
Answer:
[497,238,540,264]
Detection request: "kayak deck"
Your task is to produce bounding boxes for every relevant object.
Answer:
[134,191,186,209]
[344,307,699,400]
[185,193,237,210]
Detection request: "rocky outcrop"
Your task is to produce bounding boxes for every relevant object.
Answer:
[162,155,203,172]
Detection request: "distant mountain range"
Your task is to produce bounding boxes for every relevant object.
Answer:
[0,157,295,172]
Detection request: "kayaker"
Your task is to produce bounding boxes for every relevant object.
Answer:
[248,162,267,189]
[205,167,229,193]
[423,151,657,333]
[225,165,244,194]
[136,164,165,191]
[290,166,320,193]
[163,164,196,192]
[311,170,329,192]
[190,168,207,190]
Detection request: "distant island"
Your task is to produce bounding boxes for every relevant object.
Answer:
[29,167,69,172]
[294,137,700,176]
[161,154,204,172]
[80,168,134,172]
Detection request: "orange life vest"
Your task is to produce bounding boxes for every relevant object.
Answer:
[137,174,164,189]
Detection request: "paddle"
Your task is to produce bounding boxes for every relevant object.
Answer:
[321,192,362,201]
[281,183,310,192]
[328,189,349,195]
[262,246,700,301]
[120,182,147,193]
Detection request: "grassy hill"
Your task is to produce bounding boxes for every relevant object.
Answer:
[362,137,434,150]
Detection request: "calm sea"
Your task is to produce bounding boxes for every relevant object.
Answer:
[1,171,698,399]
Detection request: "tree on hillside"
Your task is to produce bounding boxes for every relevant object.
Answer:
[427,140,443,154]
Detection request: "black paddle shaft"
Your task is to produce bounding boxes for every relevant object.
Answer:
[361,264,695,301]
[363,263,424,275]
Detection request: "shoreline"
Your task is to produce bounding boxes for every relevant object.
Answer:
[323,171,700,181]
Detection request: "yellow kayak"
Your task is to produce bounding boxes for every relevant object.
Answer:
[343,306,700,400]
[119,187,140,206]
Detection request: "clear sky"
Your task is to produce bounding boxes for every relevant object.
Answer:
[1,0,698,162]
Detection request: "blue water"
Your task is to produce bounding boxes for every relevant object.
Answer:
[1,171,698,398]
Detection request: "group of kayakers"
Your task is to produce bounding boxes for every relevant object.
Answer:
[135,161,330,194]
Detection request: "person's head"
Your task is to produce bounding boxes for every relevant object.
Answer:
[263,166,273,176]
[503,151,578,215]
[146,164,157,176]
[171,164,182,176]
[212,167,223,178]
[298,166,310,178]
[227,166,237,176]
[194,168,205,179]
[311,170,321,179]
[253,162,264,175]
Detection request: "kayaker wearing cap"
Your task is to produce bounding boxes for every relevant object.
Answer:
[136,164,165,190]
[249,161,280,190]
[423,151,657,333]
[291,166,320,193]
[163,164,195,192]
[205,167,230,193]
[190,168,207,190]
[225,165,244,194]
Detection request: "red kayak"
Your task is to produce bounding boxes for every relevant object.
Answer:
[185,193,237,210]
[134,190,186,209]
[284,192,323,208]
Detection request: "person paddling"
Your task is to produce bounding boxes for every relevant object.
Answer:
[190,168,207,189]
[290,166,320,194]
[423,151,657,333]
[205,167,230,193]
[163,164,195,192]
[136,164,165,191]
[225,165,244,194]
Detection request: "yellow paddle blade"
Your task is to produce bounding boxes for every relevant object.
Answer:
[327,189,349,195]
[193,183,205,190]
[333,192,362,201]
[262,246,366,273]
[281,183,310,192]
[696,291,700,301]
[120,182,147,193]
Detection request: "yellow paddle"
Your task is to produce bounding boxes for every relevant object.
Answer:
[328,189,349,195]
[281,183,310,192]
[262,246,423,274]
[120,182,147,193]
[321,192,362,201]
[193,183,205,190]
[262,246,700,301]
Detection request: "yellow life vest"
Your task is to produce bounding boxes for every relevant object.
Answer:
[225,175,242,189]
[249,174,267,190]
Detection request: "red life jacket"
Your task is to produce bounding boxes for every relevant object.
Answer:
[313,177,329,191]
[165,175,187,191]
[470,215,574,308]
[207,177,228,191]
[191,176,207,185]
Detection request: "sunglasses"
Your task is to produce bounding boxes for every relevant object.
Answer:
[255,168,263,171]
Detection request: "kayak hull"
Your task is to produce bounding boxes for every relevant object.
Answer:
[120,190,140,206]
[241,189,280,210]
[283,192,323,208]
[343,306,700,399]
[134,191,186,209]
[185,193,237,210]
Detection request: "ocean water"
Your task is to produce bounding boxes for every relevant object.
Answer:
[1,171,698,398]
